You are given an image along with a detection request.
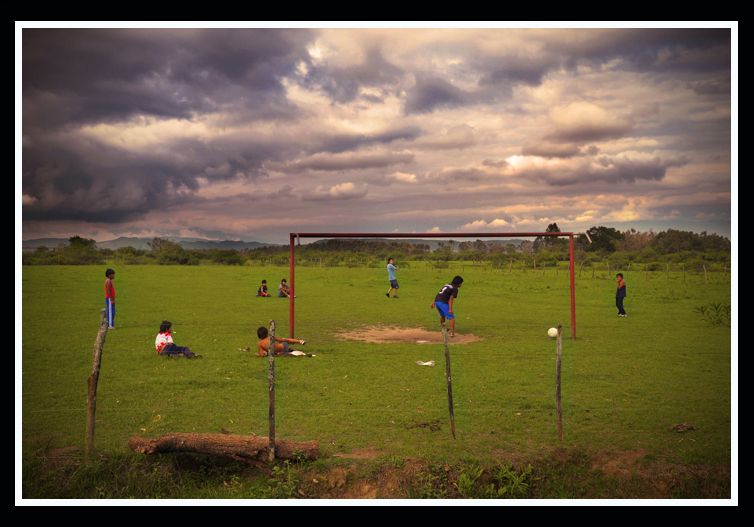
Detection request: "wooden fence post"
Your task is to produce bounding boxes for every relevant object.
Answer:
[442,327,456,439]
[268,320,276,462]
[703,264,708,284]
[86,308,109,458]
[555,324,563,441]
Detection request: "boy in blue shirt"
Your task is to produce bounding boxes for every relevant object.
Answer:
[386,257,399,298]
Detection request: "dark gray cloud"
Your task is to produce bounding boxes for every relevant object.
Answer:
[23,28,314,130]
[404,76,469,114]
[554,29,731,74]
[398,29,731,112]
[477,53,557,88]
[21,131,297,222]
[522,143,582,158]
[270,152,414,173]
[315,126,423,154]
[521,156,686,187]
[302,47,404,103]
[545,123,634,143]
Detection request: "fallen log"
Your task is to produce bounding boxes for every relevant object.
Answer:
[128,433,319,463]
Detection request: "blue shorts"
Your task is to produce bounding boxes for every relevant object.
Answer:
[390,279,399,289]
[435,301,454,319]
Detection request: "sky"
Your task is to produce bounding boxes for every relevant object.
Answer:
[19,25,734,243]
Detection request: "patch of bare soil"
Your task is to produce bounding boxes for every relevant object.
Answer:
[591,449,648,478]
[333,447,381,460]
[336,326,482,345]
[44,446,82,468]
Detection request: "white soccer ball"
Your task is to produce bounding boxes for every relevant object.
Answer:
[547,327,558,338]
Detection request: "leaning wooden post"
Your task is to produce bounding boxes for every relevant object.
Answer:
[442,326,456,439]
[703,264,708,284]
[86,308,109,458]
[555,324,563,441]
[267,320,276,462]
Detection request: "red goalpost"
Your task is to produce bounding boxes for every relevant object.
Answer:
[288,232,577,340]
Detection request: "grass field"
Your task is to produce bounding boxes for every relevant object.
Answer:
[20,263,732,498]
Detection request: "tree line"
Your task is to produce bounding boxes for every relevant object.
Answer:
[22,225,731,269]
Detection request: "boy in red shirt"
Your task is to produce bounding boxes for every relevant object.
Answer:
[104,268,116,329]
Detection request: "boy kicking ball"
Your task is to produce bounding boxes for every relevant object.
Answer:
[256,327,314,357]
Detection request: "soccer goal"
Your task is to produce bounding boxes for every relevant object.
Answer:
[287,231,578,339]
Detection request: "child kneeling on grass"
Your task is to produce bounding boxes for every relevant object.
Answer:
[155,320,200,358]
[256,326,313,357]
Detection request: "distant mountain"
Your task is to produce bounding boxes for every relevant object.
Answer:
[21,238,70,250]
[23,236,275,251]
[23,235,522,252]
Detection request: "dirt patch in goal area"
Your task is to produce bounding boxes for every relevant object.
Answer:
[335,326,482,345]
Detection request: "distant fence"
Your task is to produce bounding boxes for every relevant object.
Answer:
[243,257,731,282]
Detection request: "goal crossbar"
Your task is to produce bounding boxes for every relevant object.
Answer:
[288,232,577,339]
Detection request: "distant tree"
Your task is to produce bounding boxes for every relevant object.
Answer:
[580,226,624,253]
[618,229,656,251]
[520,240,534,254]
[534,223,567,251]
[651,229,730,254]
[58,235,103,264]
[148,237,197,265]
[68,235,97,249]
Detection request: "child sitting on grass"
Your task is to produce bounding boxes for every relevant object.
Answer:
[155,321,200,358]
[256,326,313,357]
[257,279,270,297]
[278,278,291,298]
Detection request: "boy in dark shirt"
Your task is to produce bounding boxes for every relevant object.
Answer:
[616,273,628,317]
[431,275,464,337]
[257,280,270,297]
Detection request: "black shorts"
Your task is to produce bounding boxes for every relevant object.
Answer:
[390,279,399,289]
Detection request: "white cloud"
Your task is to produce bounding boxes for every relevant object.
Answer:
[460,218,512,230]
[305,182,368,201]
[388,171,418,183]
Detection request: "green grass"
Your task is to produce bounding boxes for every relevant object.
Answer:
[21,263,731,497]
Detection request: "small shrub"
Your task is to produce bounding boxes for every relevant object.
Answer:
[695,303,731,327]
